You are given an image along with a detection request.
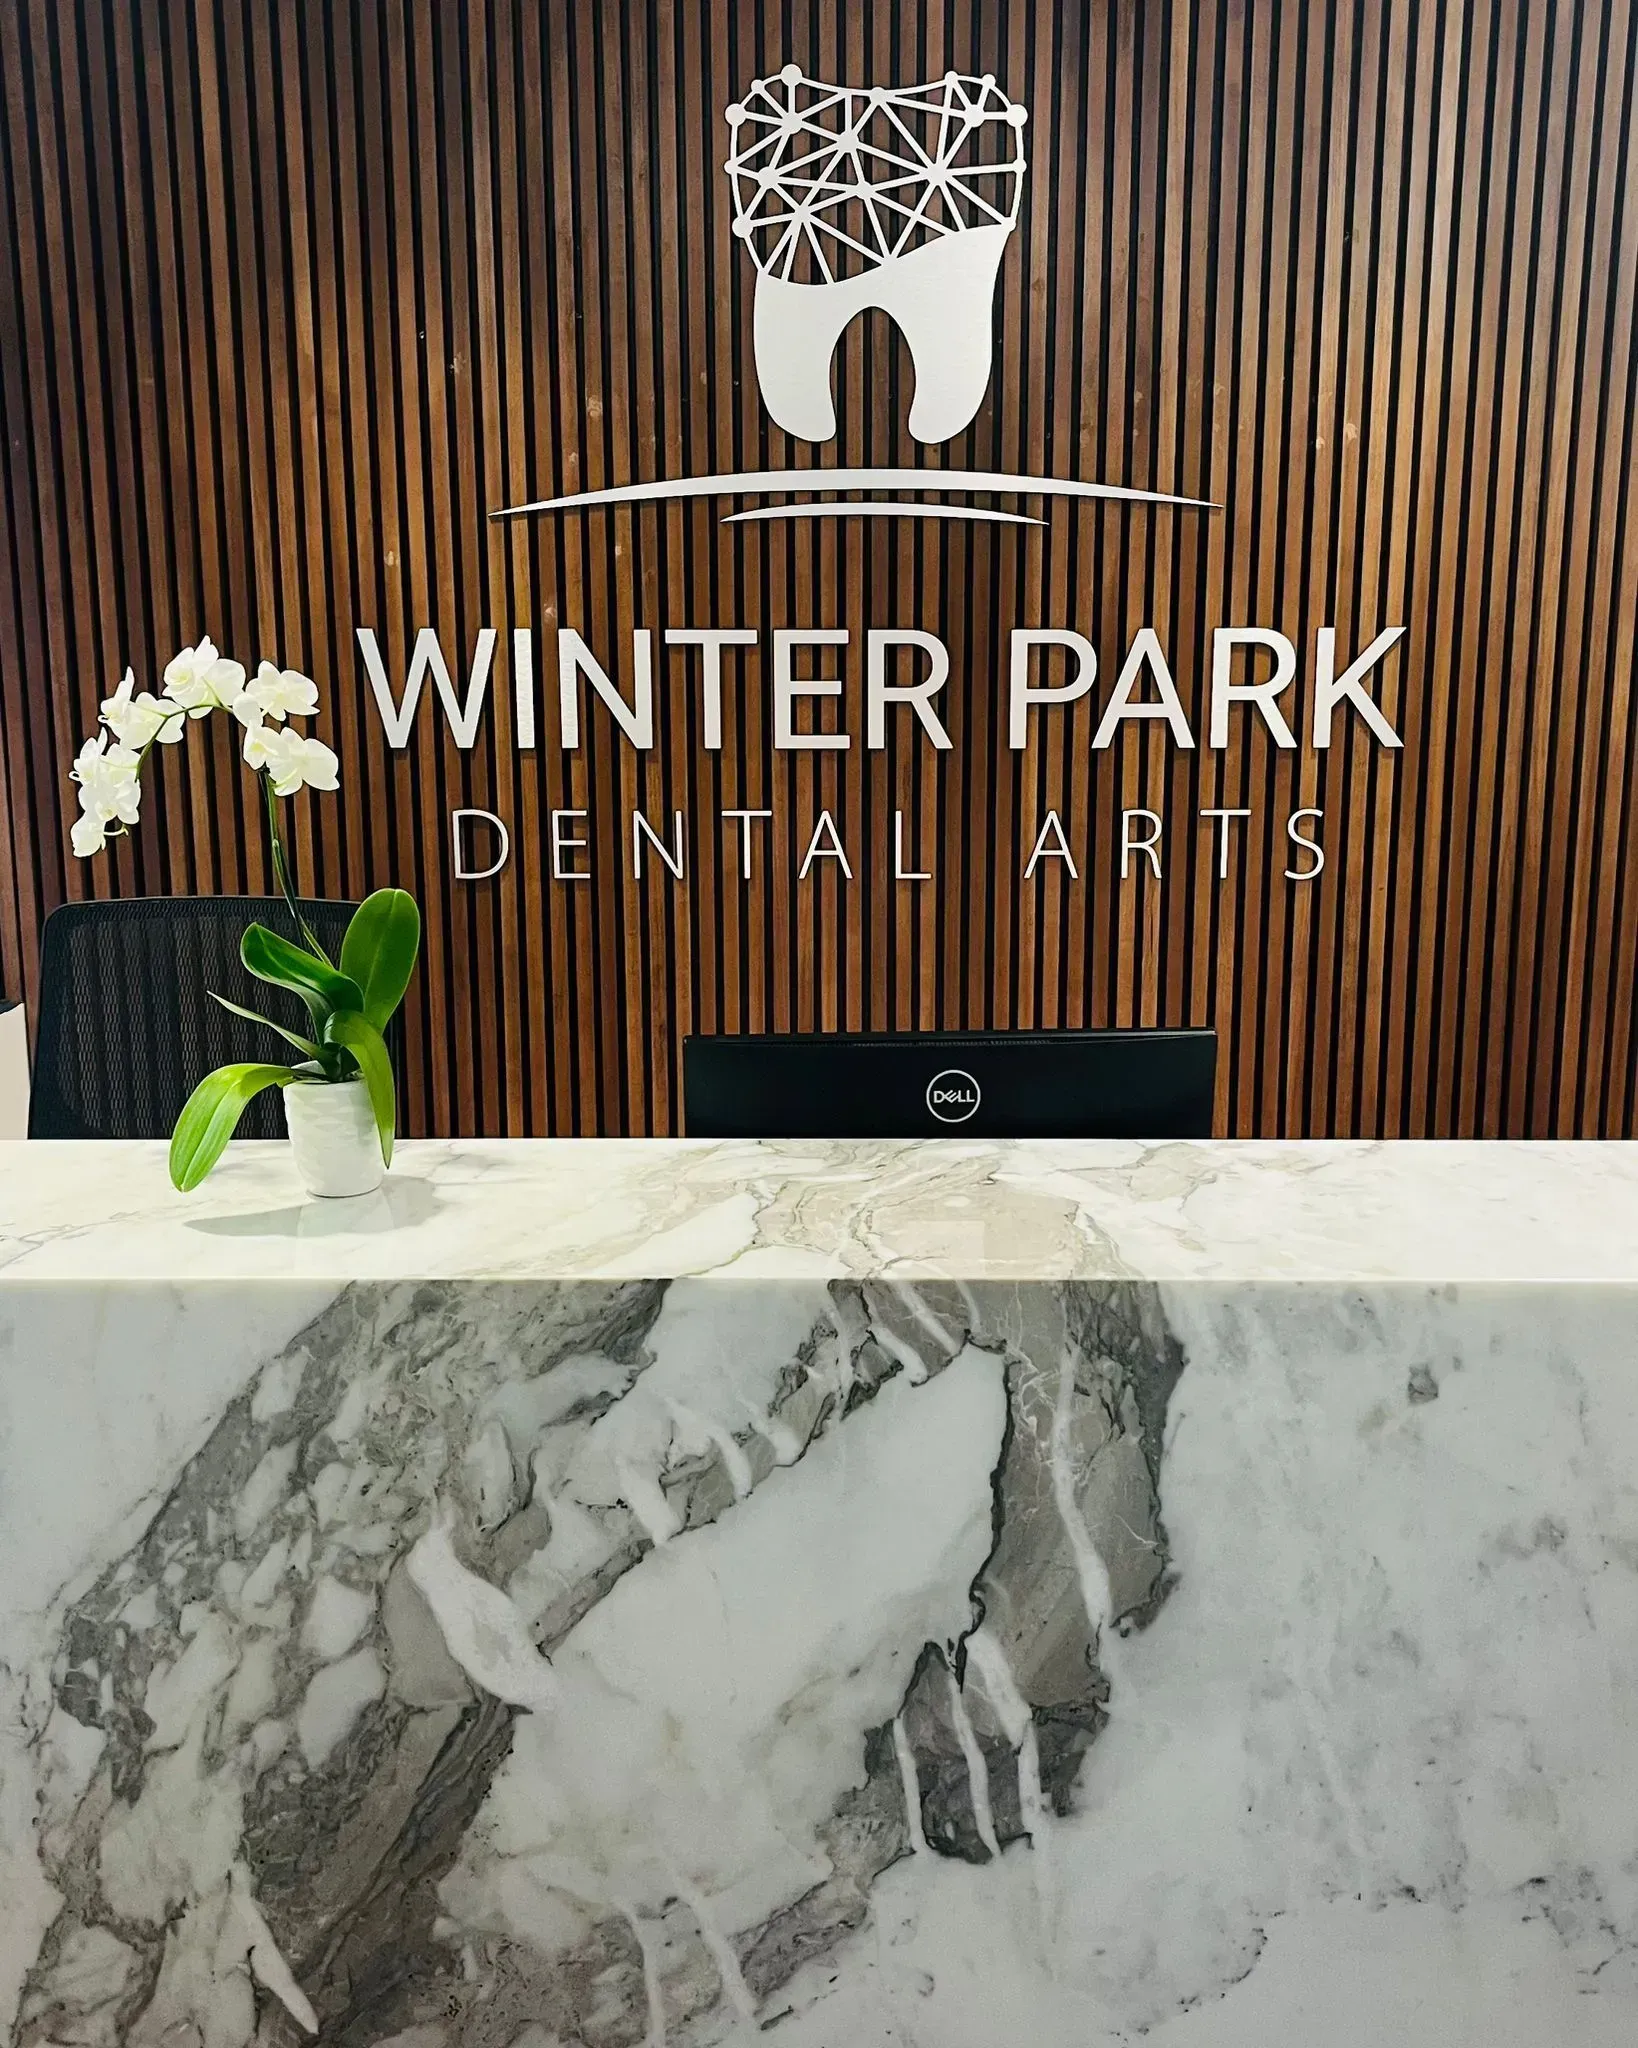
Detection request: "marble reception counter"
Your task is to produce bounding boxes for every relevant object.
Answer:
[2,1138,1637,2048]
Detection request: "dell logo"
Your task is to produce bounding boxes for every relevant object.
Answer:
[925,1068,982,1124]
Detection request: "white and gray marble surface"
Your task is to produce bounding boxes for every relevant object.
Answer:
[2,1137,1637,2048]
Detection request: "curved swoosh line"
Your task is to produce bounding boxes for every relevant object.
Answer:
[723,502,1043,527]
[488,467,1218,519]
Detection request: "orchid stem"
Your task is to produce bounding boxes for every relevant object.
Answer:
[261,769,332,964]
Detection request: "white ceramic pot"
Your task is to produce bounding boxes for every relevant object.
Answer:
[283,1077,385,1198]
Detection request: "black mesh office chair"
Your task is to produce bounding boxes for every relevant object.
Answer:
[29,897,405,1140]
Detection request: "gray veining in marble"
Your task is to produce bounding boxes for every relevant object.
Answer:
[8,1273,1187,2048]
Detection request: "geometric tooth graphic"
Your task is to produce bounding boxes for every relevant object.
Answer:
[725,65,1028,444]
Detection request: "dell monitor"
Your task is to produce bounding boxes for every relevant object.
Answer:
[683,1029,1216,1139]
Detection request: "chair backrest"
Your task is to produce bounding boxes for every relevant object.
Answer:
[29,897,398,1140]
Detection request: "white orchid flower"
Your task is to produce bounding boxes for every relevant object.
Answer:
[70,811,108,858]
[243,722,340,796]
[162,636,249,717]
[247,661,319,723]
[69,641,337,873]
[70,731,143,826]
[101,666,183,749]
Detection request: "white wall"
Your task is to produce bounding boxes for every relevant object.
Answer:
[0,1007,28,1137]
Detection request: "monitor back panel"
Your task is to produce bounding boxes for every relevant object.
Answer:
[682,1030,1217,1140]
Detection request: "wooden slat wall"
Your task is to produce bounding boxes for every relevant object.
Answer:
[3,0,1637,1138]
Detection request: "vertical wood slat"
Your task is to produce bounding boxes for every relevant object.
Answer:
[2,0,1637,1138]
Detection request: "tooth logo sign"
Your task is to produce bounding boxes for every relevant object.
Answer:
[491,65,1215,529]
[725,66,1027,445]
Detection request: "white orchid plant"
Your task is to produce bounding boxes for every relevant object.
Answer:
[68,638,420,1192]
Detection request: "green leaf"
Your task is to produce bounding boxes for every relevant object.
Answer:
[169,1063,293,1192]
[340,889,421,1029]
[207,989,323,1064]
[241,922,363,1032]
[324,1011,396,1167]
